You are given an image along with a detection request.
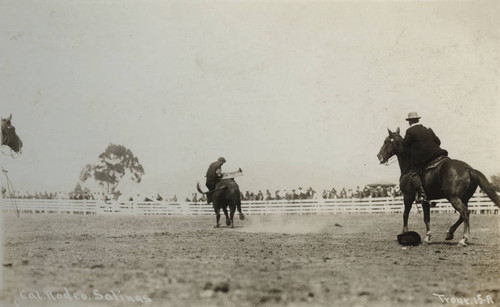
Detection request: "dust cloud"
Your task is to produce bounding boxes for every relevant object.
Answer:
[237,215,337,234]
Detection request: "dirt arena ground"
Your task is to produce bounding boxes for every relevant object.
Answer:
[1,212,499,307]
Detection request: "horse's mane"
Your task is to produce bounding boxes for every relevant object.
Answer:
[391,132,411,175]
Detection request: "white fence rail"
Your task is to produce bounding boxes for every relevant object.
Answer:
[1,194,498,216]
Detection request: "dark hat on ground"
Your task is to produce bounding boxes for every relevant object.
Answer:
[397,231,421,246]
[218,157,226,163]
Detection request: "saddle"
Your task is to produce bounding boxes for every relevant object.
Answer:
[421,155,450,173]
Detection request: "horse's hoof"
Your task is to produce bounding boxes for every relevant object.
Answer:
[239,213,245,221]
[445,232,454,240]
[424,236,432,244]
[458,239,467,247]
[226,219,231,226]
[214,224,220,228]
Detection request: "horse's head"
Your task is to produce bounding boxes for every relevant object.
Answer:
[377,128,403,164]
[1,114,23,153]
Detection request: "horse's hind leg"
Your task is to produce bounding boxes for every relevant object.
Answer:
[214,206,222,228]
[422,202,432,244]
[229,206,236,228]
[446,216,463,240]
[448,197,470,246]
[222,207,231,226]
[237,195,245,220]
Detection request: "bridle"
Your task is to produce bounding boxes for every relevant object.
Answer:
[381,134,402,166]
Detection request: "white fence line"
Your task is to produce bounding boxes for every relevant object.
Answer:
[1,194,498,216]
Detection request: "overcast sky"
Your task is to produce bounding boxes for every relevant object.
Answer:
[1,0,499,199]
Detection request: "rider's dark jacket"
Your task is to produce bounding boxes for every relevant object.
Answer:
[403,123,448,170]
[206,161,224,189]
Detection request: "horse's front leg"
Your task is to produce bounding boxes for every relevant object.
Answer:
[422,202,432,244]
[402,195,414,233]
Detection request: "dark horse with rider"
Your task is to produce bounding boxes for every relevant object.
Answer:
[197,157,245,228]
[378,112,499,246]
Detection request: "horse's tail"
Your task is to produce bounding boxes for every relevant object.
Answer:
[196,182,207,195]
[470,169,500,207]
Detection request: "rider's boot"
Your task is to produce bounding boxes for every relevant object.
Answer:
[410,170,430,205]
[415,185,429,205]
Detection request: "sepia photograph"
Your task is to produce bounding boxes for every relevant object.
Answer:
[1,0,499,306]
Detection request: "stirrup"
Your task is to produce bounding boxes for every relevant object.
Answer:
[415,194,424,204]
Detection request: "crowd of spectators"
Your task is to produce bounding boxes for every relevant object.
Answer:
[241,187,317,201]
[1,189,71,200]
[2,184,404,203]
[322,185,402,199]
[184,185,403,202]
[1,188,179,203]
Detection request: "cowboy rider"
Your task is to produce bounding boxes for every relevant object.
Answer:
[403,112,448,205]
[205,157,226,204]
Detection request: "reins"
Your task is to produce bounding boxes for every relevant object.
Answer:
[0,146,22,159]
[385,156,398,166]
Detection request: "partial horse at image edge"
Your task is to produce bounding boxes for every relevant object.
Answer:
[1,114,23,154]
[377,128,500,246]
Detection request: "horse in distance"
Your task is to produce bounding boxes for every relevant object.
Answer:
[197,178,245,228]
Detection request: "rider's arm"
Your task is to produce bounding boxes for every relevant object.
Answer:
[402,131,414,147]
[215,168,223,178]
[428,128,441,146]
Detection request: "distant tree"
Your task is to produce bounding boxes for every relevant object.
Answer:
[71,182,91,199]
[80,143,145,195]
[73,182,84,195]
[490,174,500,192]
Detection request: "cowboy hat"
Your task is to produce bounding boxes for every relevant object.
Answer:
[397,231,421,246]
[405,112,421,121]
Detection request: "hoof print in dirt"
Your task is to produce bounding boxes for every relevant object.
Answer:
[90,264,104,269]
[214,281,230,293]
